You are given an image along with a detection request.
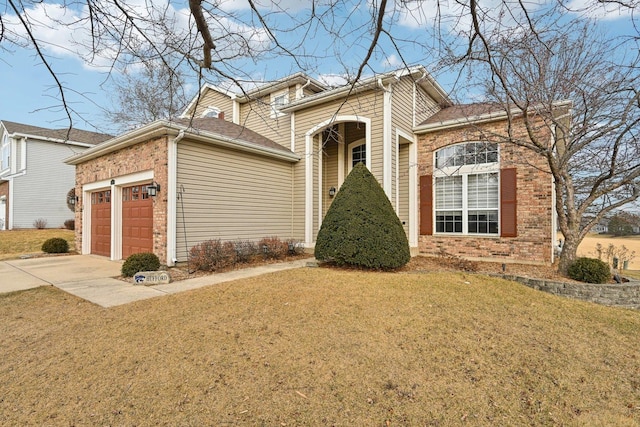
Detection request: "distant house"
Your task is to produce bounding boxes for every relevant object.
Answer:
[0,121,111,230]
[66,66,560,266]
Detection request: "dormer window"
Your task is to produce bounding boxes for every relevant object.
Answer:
[202,106,223,119]
[270,89,289,118]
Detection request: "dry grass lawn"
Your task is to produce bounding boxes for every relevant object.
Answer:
[0,229,75,260]
[1,268,639,426]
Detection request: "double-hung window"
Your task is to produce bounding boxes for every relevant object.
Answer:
[434,142,499,235]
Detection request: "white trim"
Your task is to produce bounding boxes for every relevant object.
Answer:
[348,139,366,172]
[166,131,183,266]
[0,195,5,231]
[337,123,345,187]
[409,136,418,248]
[382,82,393,199]
[7,179,13,229]
[305,115,371,245]
[318,138,323,231]
[290,113,296,152]
[10,138,18,174]
[81,170,154,259]
[232,95,240,124]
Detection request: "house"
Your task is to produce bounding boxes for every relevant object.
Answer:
[0,121,111,230]
[65,66,558,266]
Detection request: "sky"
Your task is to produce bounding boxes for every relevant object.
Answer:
[0,0,636,135]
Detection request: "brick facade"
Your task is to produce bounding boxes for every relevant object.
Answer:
[417,119,554,264]
[74,136,169,262]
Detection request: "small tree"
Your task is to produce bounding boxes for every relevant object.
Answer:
[315,163,410,270]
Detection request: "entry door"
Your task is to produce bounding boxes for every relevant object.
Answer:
[91,190,111,256]
[122,184,153,258]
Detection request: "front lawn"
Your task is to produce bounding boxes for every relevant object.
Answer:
[1,268,638,425]
[0,229,75,260]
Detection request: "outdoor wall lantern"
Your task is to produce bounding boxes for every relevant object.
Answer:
[68,195,78,205]
[328,186,336,197]
[147,182,161,197]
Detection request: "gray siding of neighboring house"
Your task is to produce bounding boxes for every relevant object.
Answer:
[12,140,79,228]
[175,139,296,262]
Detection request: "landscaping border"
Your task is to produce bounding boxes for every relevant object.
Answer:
[500,274,640,309]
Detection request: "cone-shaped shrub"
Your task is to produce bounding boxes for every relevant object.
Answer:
[314,163,410,269]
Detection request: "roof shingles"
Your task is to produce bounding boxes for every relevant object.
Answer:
[2,120,112,145]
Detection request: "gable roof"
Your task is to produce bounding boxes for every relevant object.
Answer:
[280,65,452,113]
[65,117,299,165]
[171,117,293,154]
[1,120,112,146]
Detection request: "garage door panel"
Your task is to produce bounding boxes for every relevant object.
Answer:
[122,184,153,259]
[91,190,111,257]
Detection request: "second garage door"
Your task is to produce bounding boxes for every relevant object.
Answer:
[122,184,153,258]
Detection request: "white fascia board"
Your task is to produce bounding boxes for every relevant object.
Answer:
[8,132,95,148]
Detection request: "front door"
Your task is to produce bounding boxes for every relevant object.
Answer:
[91,190,111,256]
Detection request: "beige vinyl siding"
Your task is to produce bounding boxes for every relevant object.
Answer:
[238,88,294,148]
[391,78,420,208]
[415,85,441,126]
[322,140,339,216]
[191,90,235,119]
[398,142,410,237]
[175,139,295,261]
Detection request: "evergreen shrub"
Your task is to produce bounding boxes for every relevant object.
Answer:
[41,237,69,254]
[567,257,611,284]
[121,252,161,277]
[314,163,410,269]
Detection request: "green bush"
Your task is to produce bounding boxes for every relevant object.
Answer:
[567,257,611,284]
[121,252,161,277]
[41,237,69,254]
[314,163,410,270]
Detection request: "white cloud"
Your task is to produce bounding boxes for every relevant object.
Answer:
[317,73,349,87]
[382,54,402,68]
[563,0,633,20]
[4,0,271,71]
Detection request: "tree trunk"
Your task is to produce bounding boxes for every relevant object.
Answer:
[558,235,580,274]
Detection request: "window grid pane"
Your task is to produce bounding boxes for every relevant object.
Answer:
[352,144,366,167]
[435,176,462,209]
[468,173,499,209]
[436,142,498,168]
[436,211,463,233]
[468,210,499,234]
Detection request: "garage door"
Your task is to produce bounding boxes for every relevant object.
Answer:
[91,190,111,256]
[122,184,153,258]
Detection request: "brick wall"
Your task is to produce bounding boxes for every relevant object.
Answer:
[417,118,554,264]
[74,137,169,262]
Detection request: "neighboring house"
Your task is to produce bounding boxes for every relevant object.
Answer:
[0,121,111,230]
[65,66,558,266]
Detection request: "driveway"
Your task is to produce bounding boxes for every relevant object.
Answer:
[0,254,311,307]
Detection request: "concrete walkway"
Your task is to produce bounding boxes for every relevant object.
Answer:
[0,255,312,308]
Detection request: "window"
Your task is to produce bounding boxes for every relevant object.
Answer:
[270,89,289,118]
[1,134,9,171]
[348,139,367,170]
[434,142,499,235]
[351,144,366,168]
[201,106,221,118]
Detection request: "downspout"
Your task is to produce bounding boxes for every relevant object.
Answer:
[297,79,311,100]
[167,129,185,266]
[378,77,397,201]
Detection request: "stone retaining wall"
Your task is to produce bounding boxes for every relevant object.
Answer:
[500,275,640,310]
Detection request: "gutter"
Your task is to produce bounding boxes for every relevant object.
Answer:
[8,132,96,148]
[65,120,300,165]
